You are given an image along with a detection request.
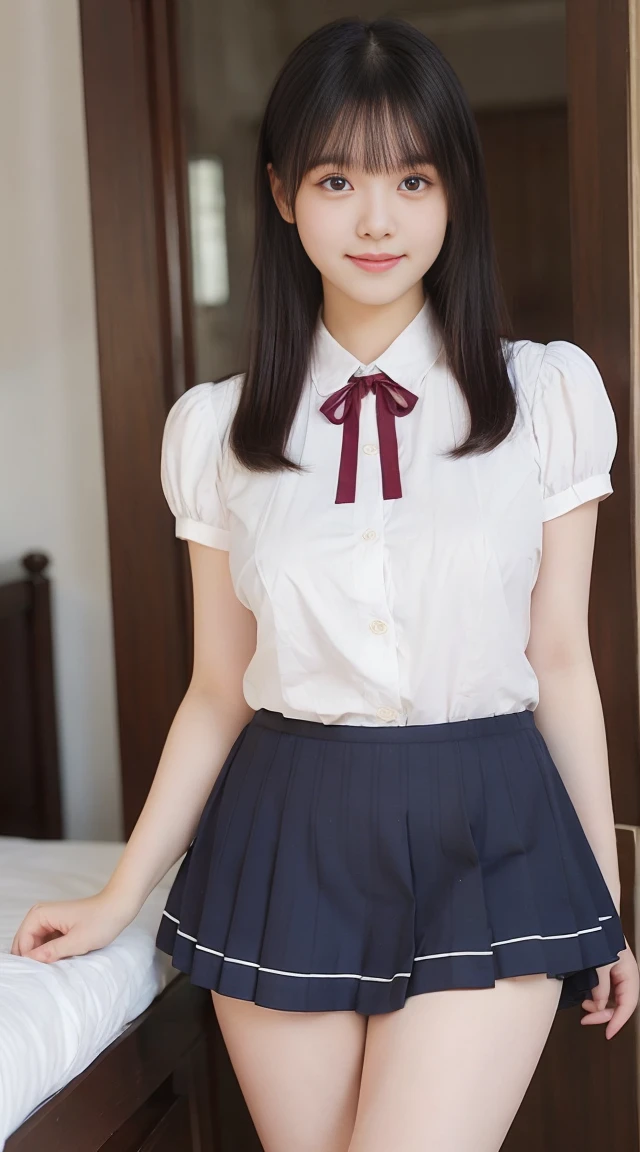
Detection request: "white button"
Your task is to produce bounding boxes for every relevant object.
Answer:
[369,619,388,634]
[362,529,377,541]
[376,706,398,721]
[363,443,379,455]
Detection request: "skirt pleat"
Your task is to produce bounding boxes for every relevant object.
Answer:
[156,708,625,1015]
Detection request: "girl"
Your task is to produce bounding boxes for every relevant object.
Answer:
[12,17,639,1152]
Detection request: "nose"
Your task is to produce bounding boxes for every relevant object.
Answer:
[355,188,396,239]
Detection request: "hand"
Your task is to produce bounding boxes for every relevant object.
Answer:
[580,936,639,1038]
[10,891,137,963]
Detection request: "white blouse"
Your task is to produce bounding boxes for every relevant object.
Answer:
[160,296,617,726]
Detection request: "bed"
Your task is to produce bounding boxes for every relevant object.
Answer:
[0,836,183,1147]
[0,553,255,1151]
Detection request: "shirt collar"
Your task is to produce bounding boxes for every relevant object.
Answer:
[309,295,444,398]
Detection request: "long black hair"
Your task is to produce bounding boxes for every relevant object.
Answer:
[226,16,516,473]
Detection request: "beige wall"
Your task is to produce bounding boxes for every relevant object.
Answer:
[0,0,123,840]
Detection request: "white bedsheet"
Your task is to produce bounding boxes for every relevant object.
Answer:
[0,836,182,1147]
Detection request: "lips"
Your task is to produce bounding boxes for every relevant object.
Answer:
[347,254,405,272]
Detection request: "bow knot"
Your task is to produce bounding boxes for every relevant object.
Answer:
[318,372,418,504]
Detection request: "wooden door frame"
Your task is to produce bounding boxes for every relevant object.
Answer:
[627,0,640,1126]
[566,0,640,827]
[79,0,193,836]
[631,0,640,785]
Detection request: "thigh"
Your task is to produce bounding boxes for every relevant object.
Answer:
[348,973,563,1152]
[211,990,367,1152]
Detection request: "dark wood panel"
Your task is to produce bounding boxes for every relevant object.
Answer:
[566,0,640,826]
[79,0,192,835]
[139,1095,191,1151]
[477,103,573,343]
[0,554,62,838]
[503,1,640,1145]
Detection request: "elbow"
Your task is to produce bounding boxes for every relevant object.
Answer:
[526,635,594,681]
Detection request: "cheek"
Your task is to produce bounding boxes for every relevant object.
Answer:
[424,194,448,243]
[294,195,340,266]
[408,199,448,261]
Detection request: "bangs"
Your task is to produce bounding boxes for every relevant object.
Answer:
[278,92,438,205]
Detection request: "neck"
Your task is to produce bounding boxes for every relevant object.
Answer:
[320,282,426,365]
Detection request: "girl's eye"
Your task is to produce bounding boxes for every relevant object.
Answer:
[318,174,432,193]
[400,175,432,192]
[319,175,353,192]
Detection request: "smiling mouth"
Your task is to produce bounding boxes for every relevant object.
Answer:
[346,254,405,271]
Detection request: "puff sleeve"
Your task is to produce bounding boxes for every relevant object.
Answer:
[529,341,618,522]
[160,382,231,550]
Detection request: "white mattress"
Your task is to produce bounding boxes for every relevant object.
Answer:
[0,836,182,1147]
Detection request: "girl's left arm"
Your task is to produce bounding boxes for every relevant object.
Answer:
[526,497,638,1035]
[527,500,620,909]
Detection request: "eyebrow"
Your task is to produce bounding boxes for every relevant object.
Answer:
[309,152,435,170]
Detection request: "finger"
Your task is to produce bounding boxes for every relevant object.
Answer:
[12,926,57,957]
[581,1000,609,1015]
[583,973,612,1010]
[10,905,60,956]
[584,993,613,1014]
[580,1008,614,1026]
[11,929,41,957]
[26,933,84,964]
[605,979,638,1039]
[605,1002,634,1039]
[580,971,614,1025]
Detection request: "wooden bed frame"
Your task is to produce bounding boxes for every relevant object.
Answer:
[1,553,261,1152]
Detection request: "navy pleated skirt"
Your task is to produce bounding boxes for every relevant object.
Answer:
[155,706,625,1016]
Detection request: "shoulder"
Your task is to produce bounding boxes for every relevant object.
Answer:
[502,338,618,521]
[503,337,612,416]
[159,374,244,549]
[162,373,244,453]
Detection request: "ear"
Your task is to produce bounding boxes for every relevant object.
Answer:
[267,162,295,224]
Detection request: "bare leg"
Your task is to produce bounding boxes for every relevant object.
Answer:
[348,973,563,1152]
[211,990,367,1152]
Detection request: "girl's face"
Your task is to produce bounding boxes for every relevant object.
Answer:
[268,153,449,306]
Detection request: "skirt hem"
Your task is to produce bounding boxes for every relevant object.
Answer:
[155,915,624,1016]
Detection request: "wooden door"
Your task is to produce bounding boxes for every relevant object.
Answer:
[503,1,640,1146]
[79,1,193,836]
[476,103,573,343]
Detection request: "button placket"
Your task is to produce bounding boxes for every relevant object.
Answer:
[357,390,402,722]
[359,402,380,547]
[355,390,384,600]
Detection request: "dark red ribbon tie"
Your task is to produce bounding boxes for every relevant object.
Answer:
[319,372,419,504]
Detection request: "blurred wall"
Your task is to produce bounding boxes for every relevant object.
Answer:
[0,0,123,840]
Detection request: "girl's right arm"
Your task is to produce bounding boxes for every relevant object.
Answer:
[11,541,257,962]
